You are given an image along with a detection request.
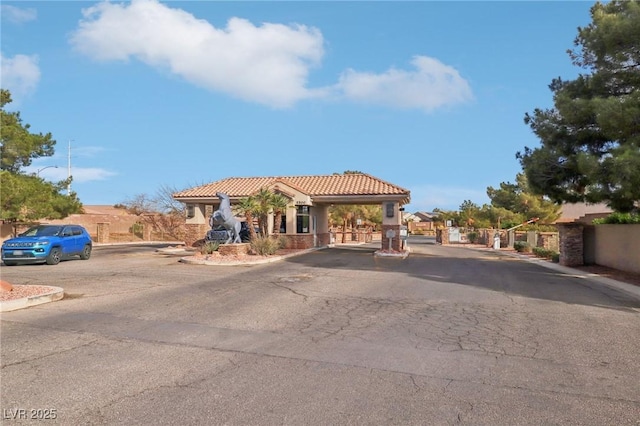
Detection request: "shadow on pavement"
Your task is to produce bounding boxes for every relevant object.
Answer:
[284,244,640,310]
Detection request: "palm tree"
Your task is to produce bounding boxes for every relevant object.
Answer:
[271,193,290,235]
[254,187,273,236]
[236,196,258,241]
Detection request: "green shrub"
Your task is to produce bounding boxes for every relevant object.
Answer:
[532,246,560,261]
[130,222,144,238]
[592,212,640,224]
[250,235,282,256]
[467,231,478,243]
[200,241,219,254]
[513,241,530,252]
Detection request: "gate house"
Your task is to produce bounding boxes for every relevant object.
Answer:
[172,173,410,251]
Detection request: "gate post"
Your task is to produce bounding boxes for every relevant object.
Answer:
[381,201,402,252]
[96,222,110,243]
[558,223,584,266]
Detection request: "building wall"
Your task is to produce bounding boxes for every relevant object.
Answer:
[592,225,640,274]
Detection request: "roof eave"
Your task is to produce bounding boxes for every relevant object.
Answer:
[312,194,410,205]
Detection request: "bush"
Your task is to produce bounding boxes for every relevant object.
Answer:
[531,246,560,262]
[200,241,219,254]
[130,222,144,238]
[592,212,640,224]
[513,241,530,253]
[467,231,478,243]
[250,235,282,256]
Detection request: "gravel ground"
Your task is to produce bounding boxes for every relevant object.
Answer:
[0,285,59,301]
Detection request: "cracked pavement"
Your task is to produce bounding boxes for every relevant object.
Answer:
[1,239,639,425]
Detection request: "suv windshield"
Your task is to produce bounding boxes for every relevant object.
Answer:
[20,226,63,237]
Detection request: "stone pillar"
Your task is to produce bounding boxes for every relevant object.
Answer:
[558,223,584,266]
[436,228,449,245]
[381,201,403,252]
[184,224,207,247]
[143,224,152,241]
[96,222,110,243]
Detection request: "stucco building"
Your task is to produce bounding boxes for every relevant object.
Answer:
[172,173,410,251]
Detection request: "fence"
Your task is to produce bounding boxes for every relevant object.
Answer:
[332,229,381,244]
[0,218,179,244]
[436,227,559,251]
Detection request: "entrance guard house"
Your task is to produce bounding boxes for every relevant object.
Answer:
[172,173,411,251]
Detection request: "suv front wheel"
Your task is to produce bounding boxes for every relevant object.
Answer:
[46,247,62,265]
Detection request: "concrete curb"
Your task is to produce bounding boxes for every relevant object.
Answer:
[94,241,184,247]
[0,286,64,312]
[178,247,325,266]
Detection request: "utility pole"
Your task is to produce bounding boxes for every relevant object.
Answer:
[67,140,72,195]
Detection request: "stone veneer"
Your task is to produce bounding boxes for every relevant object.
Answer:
[96,223,110,243]
[381,225,402,252]
[184,224,207,247]
[219,243,250,256]
[558,223,584,266]
[281,233,330,249]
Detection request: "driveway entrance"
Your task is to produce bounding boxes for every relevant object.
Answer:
[1,241,639,424]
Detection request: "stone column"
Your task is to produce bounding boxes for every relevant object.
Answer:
[143,224,152,241]
[184,224,207,247]
[381,201,403,252]
[558,223,584,266]
[96,222,110,243]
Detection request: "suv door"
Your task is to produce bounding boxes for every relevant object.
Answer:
[60,226,80,254]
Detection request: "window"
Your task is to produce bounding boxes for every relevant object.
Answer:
[296,206,310,233]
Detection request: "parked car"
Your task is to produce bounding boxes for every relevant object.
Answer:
[205,221,255,244]
[1,225,93,266]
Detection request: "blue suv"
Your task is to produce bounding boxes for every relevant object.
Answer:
[1,225,93,266]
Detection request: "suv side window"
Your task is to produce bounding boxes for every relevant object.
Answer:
[72,227,83,236]
[62,227,74,237]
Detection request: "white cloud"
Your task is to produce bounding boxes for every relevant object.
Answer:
[68,0,472,112]
[24,165,116,183]
[1,5,37,24]
[69,0,325,108]
[336,56,473,112]
[0,53,41,104]
[71,167,118,183]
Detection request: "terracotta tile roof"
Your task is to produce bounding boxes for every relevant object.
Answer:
[173,173,410,202]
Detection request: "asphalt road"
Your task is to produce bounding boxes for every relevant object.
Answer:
[1,238,639,425]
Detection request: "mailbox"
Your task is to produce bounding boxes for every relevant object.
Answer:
[400,226,408,241]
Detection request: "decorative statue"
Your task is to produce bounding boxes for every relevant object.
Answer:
[209,192,242,244]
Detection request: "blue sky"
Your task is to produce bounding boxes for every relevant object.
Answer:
[1,1,593,212]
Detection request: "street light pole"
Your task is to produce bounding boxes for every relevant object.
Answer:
[36,165,59,177]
